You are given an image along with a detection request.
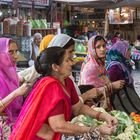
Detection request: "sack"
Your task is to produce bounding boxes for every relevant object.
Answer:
[110,86,140,114]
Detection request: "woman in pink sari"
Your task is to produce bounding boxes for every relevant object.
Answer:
[79,35,125,110]
[0,38,31,140]
[10,47,118,140]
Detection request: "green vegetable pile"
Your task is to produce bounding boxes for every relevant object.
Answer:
[71,108,140,140]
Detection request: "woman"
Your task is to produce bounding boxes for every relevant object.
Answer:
[0,38,31,140]
[79,35,125,110]
[10,47,118,140]
[48,33,102,102]
[106,41,140,113]
[106,41,133,86]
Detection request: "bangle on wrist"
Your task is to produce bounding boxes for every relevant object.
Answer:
[0,100,5,110]
[79,96,84,104]
[96,112,102,120]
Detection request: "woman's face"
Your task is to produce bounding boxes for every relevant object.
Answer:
[8,42,18,64]
[95,40,106,58]
[34,36,42,46]
[57,51,73,77]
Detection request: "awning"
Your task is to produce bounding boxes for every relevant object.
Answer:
[53,0,140,8]
[53,0,116,2]
[54,0,117,8]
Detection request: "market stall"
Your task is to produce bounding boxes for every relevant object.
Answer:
[71,107,140,140]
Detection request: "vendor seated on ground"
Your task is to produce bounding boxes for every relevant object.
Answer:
[28,33,42,66]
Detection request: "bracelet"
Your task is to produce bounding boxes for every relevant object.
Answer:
[79,96,84,104]
[0,100,5,110]
[96,112,102,120]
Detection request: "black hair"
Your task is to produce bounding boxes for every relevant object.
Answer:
[114,32,120,37]
[63,38,75,50]
[94,35,106,45]
[35,47,66,76]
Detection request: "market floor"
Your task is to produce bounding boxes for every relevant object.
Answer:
[132,69,140,97]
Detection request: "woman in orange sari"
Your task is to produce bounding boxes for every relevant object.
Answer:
[10,47,118,140]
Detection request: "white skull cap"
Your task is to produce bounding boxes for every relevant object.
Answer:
[48,34,72,48]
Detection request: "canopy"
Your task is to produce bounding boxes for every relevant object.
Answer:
[53,0,140,8]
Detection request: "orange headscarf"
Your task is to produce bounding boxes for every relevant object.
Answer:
[39,34,55,53]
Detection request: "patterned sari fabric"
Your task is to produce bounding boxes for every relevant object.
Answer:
[106,41,133,85]
[0,38,23,140]
[0,116,13,140]
[79,36,111,110]
[61,128,104,140]
[9,77,72,140]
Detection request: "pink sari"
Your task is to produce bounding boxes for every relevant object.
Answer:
[79,36,110,88]
[9,77,72,140]
[79,36,112,110]
[0,38,23,123]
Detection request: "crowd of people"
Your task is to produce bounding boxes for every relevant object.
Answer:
[0,31,139,140]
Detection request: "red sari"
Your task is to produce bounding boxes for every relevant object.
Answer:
[9,76,75,140]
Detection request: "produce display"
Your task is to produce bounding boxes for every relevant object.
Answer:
[71,107,140,140]
[130,112,140,123]
[74,42,87,63]
[75,42,87,54]
[29,19,47,29]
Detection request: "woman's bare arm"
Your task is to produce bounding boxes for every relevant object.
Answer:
[0,83,31,113]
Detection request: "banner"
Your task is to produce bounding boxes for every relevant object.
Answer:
[108,7,134,24]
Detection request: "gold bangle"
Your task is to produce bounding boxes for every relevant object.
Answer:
[0,100,5,110]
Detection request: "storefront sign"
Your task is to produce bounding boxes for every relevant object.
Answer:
[18,0,50,6]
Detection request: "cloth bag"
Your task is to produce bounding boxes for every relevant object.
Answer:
[110,86,140,114]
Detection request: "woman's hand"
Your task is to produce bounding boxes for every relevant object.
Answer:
[98,124,116,135]
[100,113,118,126]
[112,80,125,89]
[14,82,32,97]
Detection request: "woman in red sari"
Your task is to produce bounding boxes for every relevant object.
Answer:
[10,47,118,140]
